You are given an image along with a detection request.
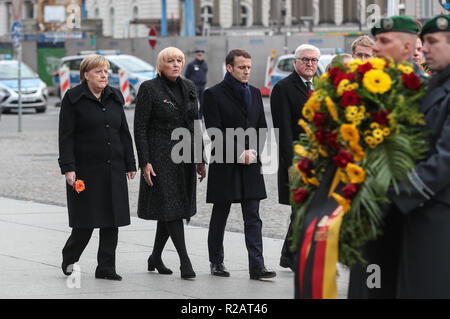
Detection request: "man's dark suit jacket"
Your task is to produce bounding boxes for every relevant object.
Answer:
[270,71,310,205]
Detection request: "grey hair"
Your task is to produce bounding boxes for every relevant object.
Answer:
[294,44,320,58]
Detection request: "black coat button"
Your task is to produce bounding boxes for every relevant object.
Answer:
[107,142,111,146]
[106,124,110,128]
[102,108,106,112]
[107,160,111,164]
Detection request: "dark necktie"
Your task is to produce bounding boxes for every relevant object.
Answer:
[306,81,312,91]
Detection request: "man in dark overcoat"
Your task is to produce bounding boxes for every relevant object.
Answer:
[203,49,276,280]
[388,14,450,298]
[270,44,320,271]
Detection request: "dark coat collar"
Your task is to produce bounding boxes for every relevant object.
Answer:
[219,79,254,118]
[67,81,124,105]
[420,66,450,114]
[288,71,309,98]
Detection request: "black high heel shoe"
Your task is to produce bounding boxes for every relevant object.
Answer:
[180,260,196,279]
[148,255,173,275]
[61,261,73,276]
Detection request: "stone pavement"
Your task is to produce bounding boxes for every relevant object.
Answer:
[0,197,349,299]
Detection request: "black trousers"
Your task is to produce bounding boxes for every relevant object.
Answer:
[62,227,118,273]
[208,200,264,271]
[281,206,295,262]
[196,85,205,118]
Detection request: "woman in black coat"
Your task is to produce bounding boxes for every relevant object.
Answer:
[134,47,206,279]
[58,54,136,281]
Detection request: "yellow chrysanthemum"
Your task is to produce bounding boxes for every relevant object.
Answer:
[298,119,312,137]
[302,104,315,122]
[369,57,386,70]
[347,59,363,73]
[325,97,339,122]
[363,69,392,94]
[398,64,413,75]
[370,122,380,129]
[340,124,360,144]
[337,79,350,96]
[320,72,330,81]
[373,129,384,139]
[350,142,365,162]
[346,163,366,184]
[374,136,384,144]
[294,144,308,157]
[383,127,391,136]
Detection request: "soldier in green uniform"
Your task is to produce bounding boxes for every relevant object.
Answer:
[347,15,427,299]
[389,14,450,298]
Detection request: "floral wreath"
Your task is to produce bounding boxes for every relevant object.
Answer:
[289,56,428,267]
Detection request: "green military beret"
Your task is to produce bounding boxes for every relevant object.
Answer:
[420,14,450,37]
[371,15,420,36]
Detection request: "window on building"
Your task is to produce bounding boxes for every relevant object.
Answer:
[201,5,213,25]
[94,7,100,18]
[319,0,335,25]
[423,0,432,18]
[109,7,115,37]
[343,0,359,24]
[240,5,248,26]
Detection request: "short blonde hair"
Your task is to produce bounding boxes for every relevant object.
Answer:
[79,54,110,82]
[156,47,185,76]
[351,35,375,54]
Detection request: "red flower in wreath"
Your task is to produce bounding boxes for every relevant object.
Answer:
[340,90,361,108]
[342,183,359,200]
[298,158,313,174]
[293,187,309,203]
[333,150,354,168]
[402,73,421,90]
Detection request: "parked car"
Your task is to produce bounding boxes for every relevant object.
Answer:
[53,51,157,103]
[0,59,48,114]
[270,50,337,89]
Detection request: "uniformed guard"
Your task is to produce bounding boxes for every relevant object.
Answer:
[348,15,428,299]
[185,49,208,119]
[387,14,450,298]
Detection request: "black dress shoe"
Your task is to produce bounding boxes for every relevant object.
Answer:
[250,267,277,280]
[95,271,123,281]
[61,262,73,276]
[180,261,196,279]
[210,263,230,277]
[148,255,173,275]
[279,255,294,271]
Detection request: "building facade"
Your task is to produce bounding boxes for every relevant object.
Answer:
[0,0,448,39]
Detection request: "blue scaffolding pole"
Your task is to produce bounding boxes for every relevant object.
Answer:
[180,0,195,36]
[161,0,168,37]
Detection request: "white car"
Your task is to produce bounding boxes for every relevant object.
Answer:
[0,60,48,113]
[270,51,336,89]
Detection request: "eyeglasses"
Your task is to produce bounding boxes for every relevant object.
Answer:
[354,53,373,59]
[296,57,319,65]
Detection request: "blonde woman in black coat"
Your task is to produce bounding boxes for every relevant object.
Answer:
[58,54,136,281]
[134,47,206,279]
